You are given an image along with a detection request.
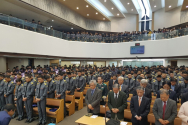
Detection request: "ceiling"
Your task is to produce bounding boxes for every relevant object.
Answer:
[57,0,110,21]
[181,0,188,11]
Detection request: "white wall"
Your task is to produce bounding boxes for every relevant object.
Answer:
[0,57,6,72]
[110,14,137,32]
[34,59,49,67]
[94,62,105,67]
[106,61,118,66]
[154,7,181,30]
[7,58,28,70]
[177,59,188,67]
[1,24,188,59]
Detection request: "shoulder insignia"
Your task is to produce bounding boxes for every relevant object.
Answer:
[125,78,127,79]
[44,83,47,85]
[4,80,6,82]
[31,82,33,85]
[34,80,36,81]
[73,78,75,79]
[66,77,68,78]
[53,81,55,83]
[24,82,26,84]
[179,81,182,83]
[64,80,66,81]
[11,82,13,84]
[133,79,135,80]
[37,83,39,85]
[21,84,23,86]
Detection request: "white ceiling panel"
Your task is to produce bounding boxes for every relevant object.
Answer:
[149,0,162,12]
[165,0,179,11]
[120,0,138,14]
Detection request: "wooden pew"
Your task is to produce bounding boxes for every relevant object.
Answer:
[65,95,75,116]
[33,98,64,124]
[124,109,132,119]
[100,105,110,114]
[74,92,84,110]
[129,94,133,98]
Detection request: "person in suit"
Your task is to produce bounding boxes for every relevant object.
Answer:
[133,79,152,102]
[170,78,181,101]
[135,77,143,87]
[124,72,135,94]
[118,76,129,96]
[85,80,102,115]
[0,74,6,110]
[0,104,15,125]
[45,75,56,98]
[157,82,177,102]
[35,75,48,125]
[153,89,177,125]
[66,72,76,95]
[130,86,150,125]
[108,84,127,120]
[181,92,188,105]
[178,101,188,125]
[108,75,118,91]
[76,71,85,92]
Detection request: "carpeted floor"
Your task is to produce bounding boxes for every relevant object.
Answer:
[9,107,87,125]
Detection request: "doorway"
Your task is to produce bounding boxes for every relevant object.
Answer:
[171,61,177,67]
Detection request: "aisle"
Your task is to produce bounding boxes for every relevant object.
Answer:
[9,107,87,125]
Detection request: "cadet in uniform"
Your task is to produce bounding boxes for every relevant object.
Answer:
[96,76,108,105]
[124,73,135,93]
[45,75,56,98]
[35,75,48,125]
[76,71,85,92]
[88,71,97,82]
[56,72,67,117]
[66,72,76,95]
[0,74,5,110]
[22,74,35,123]
[14,78,24,121]
[104,69,111,82]
[152,75,164,96]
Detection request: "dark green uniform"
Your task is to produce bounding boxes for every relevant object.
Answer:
[96,83,108,105]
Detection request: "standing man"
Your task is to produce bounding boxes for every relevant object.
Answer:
[108,84,127,120]
[45,75,56,98]
[118,76,129,96]
[0,74,5,110]
[35,75,48,125]
[66,72,76,95]
[88,71,97,82]
[152,75,164,96]
[76,71,85,92]
[130,86,150,125]
[124,73,135,94]
[56,72,67,117]
[96,77,108,105]
[108,75,118,91]
[153,89,177,125]
[22,74,35,123]
[85,80,102,115]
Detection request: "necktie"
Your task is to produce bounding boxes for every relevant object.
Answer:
[162,101,166,119]
[139,97,141,106]
[115,94,118,102]
[120,85,122,91]
[91,90,94,96]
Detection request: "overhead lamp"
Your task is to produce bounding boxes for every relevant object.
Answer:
[186,6,188,8]
[76,7,79,9]
[169,5,171,8]
[154,5,156,7]
[51,26,52,27]
[96,12,98,14]
[71,28,73,29]
[103,18,105,20]
[63,0,65,1]
[87,14,89,16]
[52,20,54,22]
[104,0,106,2]
[117,13,119,16]
[131,9,133,11]
[86,5,89,7]
[111,7,114,10]
[127,3,130,5]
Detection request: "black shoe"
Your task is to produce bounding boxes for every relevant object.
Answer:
[28,118,34,123]
[25,119,29,123]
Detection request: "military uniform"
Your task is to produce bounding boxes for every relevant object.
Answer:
[47,80,56,98]
[178,81,185,93]
[4,81,15,104]
[15,84,24,119]
[96,83,108,105]
[177,76,184,83]
[152,79,163,95]
[76,76,85,92]
[66,77,76,95]
[22,81,35,121]
[124,78,135,93]
[104,72,111,82]
[88,75,97,82]
[35,82,47,124]
[0,79,6,110]
[97,73,105,81]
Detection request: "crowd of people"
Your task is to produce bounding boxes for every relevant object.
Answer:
[0,64,188,124]
[1,13,188,43]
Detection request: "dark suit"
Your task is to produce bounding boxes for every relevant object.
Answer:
[133,87,152,102]
[120,84,129,96]
[124,78,135,93]
[0,111,11,125]
[85,88,102,115]
[181,92,188,105]
[130,96,150,125]
[153,98,177,125]
[108,79,118,90]
[170,84,181,99]
[108,91,127,120]
[157,90,177,103]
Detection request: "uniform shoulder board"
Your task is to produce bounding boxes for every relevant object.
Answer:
[37,83,39,85]
[53,81,55,83]
[125,78,127,79]
[66,77,68,78]
[4,80,6,82]
[24,82,26,84]
[179,81,182,83]
[133,79,135,80]
[73,77,75,79]
[21,84,23,86]
[11,81,14,84]
[64,80,66,82]
[31,82,33,85]
[34,80,36,81]
[44,83,47,85]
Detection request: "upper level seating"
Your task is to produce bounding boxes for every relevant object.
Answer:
[1,13,188,43]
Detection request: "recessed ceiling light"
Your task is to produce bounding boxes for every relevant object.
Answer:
[52,20,54,22]
[63,0,65,1]
[87,14,89,16]
[104,0,106,2]
[71,28,73,29]
[169,5,171,8]
[117,14,119,16]
[103,18,105,20]
[76,7,79,9]
[86,5,89,7]
[111,7,114,10]
[96,12,98,14]
[154,5,156,7]
[51,26,52,27]
[127,3,130,5]
[131,9,133,11]
[186,5,188,8]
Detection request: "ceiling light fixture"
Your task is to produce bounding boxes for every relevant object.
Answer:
[86,5,89,7]
[96,12,98,14]
[63,0,65,1]
[127,3,130,5]
[52,20,54,22]
[103,18,105,20]
[131,9,133,11]
[111,7,114,10]
[117,13,119,16]
[169,5,171,8]
[71,28,73,29]
[51,26,52,27]
[186,5,188,8]
[76,7,79,9]
[104,0,106,2]
[87,14,89,16]
[154,5,156,7]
